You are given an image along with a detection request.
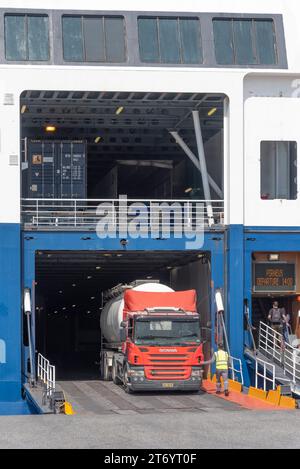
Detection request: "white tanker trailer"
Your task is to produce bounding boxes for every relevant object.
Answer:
[100,282,174,346]
[100,280,204,393]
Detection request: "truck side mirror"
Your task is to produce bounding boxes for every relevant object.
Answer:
[119,328,127,342]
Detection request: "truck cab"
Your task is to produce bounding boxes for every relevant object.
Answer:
[120,310,204,392]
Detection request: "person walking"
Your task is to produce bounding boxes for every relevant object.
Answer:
[268,301,285,334]
[214,343,230,396]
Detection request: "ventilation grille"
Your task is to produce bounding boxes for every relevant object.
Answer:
[9,154,18,166]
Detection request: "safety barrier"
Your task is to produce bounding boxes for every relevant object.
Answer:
[37,353,56,401]
[21,198,225,231]
[255,356,276,391]
[259,321,300,386]
[229,356,244,386]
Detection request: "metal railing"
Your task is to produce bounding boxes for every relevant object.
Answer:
[258,321,300,386]
[21,198,225,231]
[229,356,244,385]
[255,356,276,391]
[37,353,56,402]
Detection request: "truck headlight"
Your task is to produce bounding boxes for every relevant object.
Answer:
[128,368,145,377]
[191,368,202,378]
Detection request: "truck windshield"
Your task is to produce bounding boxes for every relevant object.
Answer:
[134,318,201,346]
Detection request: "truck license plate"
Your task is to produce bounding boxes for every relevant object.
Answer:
[162,383,174,388]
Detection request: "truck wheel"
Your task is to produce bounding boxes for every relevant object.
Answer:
[123,366,133,394]
[112,360,122,385]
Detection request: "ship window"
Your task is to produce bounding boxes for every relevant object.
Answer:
[5,14,49,61]
[261,141,297,200]
[62,16,126,63]
[138,17,202,64]
[213,18,277,65]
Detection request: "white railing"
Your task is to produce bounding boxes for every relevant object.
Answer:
[229,356,244,385]
[258,321,300,387]
[259,321,283,364]
[21,198,224,230]
[255,356,276,391]
[37,353,56,400]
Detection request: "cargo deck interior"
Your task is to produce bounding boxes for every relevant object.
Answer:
[20,90,225,205]
[34,250,211,381]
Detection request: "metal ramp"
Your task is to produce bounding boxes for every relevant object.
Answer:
[245,321,300,397]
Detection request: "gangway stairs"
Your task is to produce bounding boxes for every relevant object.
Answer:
[245,321,300,398]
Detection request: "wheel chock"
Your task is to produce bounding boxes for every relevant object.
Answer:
[64,401,75,415]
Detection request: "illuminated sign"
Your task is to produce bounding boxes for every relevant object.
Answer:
[253,263,296,292]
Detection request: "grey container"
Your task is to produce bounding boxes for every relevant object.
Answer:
[23,139,87,199]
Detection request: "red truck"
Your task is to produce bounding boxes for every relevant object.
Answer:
[100,282,204,392]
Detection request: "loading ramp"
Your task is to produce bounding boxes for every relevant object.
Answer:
[245,321,300,398]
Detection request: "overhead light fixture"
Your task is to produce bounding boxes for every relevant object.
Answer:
[59,290,63,294]
[207,107,217,117]
[62,307,66,311]
[94,136,102,143]
[72,305,76,308]
[96,266,101,270]
[268,253,280,261]
[185,187,193,194]
[147,276,153,279]
[72,284,76,287]
[87,276,92,279]
[45,125,57,133]
[91,296,95,300]
[21,105,27,114]
[115,106,124,115]
[166,266,173,270]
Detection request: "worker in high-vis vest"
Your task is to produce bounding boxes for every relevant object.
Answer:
[214,344,230,396]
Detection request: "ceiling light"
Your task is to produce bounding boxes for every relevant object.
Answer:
[103,253,112,257]
[87,311,91,315]
[147,276,153,279]
[185,187,193,194]
[45,125,57,133]
[54,311,58,314]
[166,266,173,270]
[268,253,280,261]
[94,136,102,143]
[21,105,27,114]
[62,307,66,310]
[87,276,92,279]
[96,266,101,270]
[115,106,124,115]
[72,284,76,287]
[91,297,95,300]
[207,107,217,117]
[59,290,63,294]
[72,305,76,308]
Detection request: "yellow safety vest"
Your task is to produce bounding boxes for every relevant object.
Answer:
[215,350,229,370]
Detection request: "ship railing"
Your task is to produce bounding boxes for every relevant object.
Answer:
[37,353,56,402]
[21,198,225,231]
[258,321,300,385]
[229,356,244,385]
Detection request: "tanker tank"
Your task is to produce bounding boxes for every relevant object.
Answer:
[100,283,174,344]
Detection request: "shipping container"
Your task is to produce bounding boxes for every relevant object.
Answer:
[23,139,87,199]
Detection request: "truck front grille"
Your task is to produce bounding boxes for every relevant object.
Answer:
[145,367,190,380]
